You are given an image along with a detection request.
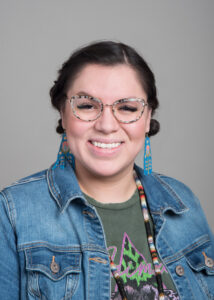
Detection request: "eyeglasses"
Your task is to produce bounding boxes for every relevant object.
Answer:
[68,95,148,123]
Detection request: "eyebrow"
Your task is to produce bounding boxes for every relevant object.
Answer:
[76,91,94,97]
[75,91,143,100]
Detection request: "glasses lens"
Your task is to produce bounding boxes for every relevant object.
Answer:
[114,99,145,123]
[71,96,101,121]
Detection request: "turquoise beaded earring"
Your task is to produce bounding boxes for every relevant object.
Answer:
[52,132,75,170]
[144,134,152,175]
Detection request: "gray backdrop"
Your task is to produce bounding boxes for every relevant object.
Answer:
[0,0,213,230]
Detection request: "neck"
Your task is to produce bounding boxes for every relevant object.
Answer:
[75,163,136,203]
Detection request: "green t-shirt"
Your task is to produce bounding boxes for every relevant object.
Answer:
[84,190,179,300]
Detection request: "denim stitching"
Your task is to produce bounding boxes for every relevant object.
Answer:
[47,168,61,208]
[25,250,81,281]
[157,228,175,261]
[197,272,214,299]
[83,205,108,251]
[19,242,81,251]
[153,174,187,210]
[168,259,195,299]
[19,242,107,254]
[63,273,79,300]
[163,235,210,264]
[61,195,85,214]
[0,191,17,231]
[89,257,108,264]
[26,268,81,281]
[189,261,214,272]
[28,272,41,299]
[88,258,90,300]
[83,212,95,245]
[47,167,85,213]
[4,175,46,188]
[36,272,42,299]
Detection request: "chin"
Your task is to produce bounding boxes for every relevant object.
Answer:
[76,156,134,178]
[86,162,132,178]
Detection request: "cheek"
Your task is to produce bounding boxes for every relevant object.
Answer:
[124,120,147,142]
[65,120,89,155]
[63,111,88,138]
[67,121,89,139]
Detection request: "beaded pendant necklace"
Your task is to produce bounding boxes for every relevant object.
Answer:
[109,170,165,300]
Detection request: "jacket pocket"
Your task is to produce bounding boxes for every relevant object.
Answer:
[185,240,214,299]
[25,247,81,300]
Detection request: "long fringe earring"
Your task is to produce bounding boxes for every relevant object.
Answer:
[52,132,75,170]
[144,134,152,175]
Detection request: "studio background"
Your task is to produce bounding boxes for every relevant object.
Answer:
[0,0,213,230]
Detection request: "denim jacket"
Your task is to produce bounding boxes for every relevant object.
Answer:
[0,162,214,300]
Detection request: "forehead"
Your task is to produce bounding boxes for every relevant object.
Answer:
[68,64,147,100]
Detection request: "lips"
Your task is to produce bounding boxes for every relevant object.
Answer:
[89,138,124,151]
[91,141,122,149]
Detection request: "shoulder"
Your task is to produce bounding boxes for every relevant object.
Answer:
[0,169,48,207]
[155,172,204,210]
[3,169,47,189]
[0,168,50,229]
[135,165,200,210]
[151,172,214,246]
[153,172,196,199]
[136,166,214,240]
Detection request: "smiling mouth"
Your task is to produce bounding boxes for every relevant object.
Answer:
[90,141,122,149]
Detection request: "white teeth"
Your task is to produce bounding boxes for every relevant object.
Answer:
[92,141,121,149]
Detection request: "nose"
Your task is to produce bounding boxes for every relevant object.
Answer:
[94,105,120,134]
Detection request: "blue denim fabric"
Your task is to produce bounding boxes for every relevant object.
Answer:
[0,161,214,299]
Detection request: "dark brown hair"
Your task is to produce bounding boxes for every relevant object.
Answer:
[50,41,160,136]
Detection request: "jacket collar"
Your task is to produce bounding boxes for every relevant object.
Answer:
[47,161,188,214]
[47,161,85,213]
[135,165,188,214]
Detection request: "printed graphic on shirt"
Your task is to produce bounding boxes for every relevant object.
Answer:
[109,233,179,300]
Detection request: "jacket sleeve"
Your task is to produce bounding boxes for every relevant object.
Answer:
[0,192,20,299]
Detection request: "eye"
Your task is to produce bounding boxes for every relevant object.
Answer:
[77,103,94,110]
[118,105,138,112]
[75,98,100,111]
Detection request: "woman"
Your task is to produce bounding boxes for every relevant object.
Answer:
[0,41,214,300]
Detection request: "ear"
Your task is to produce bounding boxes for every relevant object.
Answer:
[145,108,152,133]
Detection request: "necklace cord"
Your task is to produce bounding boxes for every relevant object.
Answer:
[109,170,165,300]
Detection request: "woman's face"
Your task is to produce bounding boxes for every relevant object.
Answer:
[61,64,151,179]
